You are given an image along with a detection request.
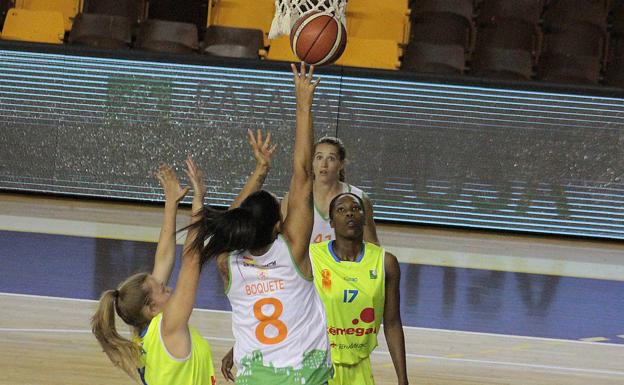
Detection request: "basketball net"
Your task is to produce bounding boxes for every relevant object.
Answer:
[269,0,347,39]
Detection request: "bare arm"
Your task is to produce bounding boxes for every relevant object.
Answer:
[282,63,319,278]
[362,194,379,245]
[280,192,289,222]
[383,252,408,385]
[160,157,205,357]
[152,164,190,285]
[230,129,276,209]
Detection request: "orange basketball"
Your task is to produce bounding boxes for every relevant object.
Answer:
[290,11,347,66]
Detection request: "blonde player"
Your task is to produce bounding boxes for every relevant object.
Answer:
[310,192,408,385]
[280,136,379,245]
[185,63,332,384]
[91,158,216,385]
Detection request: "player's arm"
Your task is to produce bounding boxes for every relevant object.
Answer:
[282,62,319,278]
[152,164,189,285]
[362,193,379,245]
[160,157,205,357]
[383,251,409,385]
[230,129,277,209]
[280,192,290,222]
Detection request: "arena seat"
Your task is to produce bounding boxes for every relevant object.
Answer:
[603,37,624,87]
[410,13,473,51]
[471,47,534,80]
[1,8,65,44]
[411,0,474,26]
[203,25,266,59]
[537,53,601,84]
[542,23,606,58]
[135,19,199,54]
[68,13,133,49]
[477,0,543,26]
[402,42,466,74]
[345,0,410,44]
[14,0,80,31]
[543,0,609,31]
[83,0,146,22]
[209,0,273,41]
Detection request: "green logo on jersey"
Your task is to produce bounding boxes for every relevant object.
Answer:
[369,269,377,279]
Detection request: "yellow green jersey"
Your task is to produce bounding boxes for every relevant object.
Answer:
[310,241,385,365]
[137,313,216,385]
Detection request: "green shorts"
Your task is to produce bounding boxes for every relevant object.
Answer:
[329,356,374,385]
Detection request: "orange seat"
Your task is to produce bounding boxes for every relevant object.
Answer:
[1,8,65,44]
[15,0,80,31]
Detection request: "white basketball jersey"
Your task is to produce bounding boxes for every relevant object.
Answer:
[311,183,364,244]
[227,235,332,384]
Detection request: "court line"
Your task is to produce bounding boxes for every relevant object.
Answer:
[3,292,624,348]
[0,326,622,376]
[2,214,624,281]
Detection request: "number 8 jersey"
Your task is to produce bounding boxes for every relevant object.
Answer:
[227,234,332,385]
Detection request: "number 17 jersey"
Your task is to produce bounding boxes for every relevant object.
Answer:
[227,235,332,385]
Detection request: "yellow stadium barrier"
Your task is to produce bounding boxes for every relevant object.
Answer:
[1,8,65,44]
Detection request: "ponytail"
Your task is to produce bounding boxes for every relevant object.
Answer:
[91,273,151,382]
[186,206,257,267]
[185,190,282,267]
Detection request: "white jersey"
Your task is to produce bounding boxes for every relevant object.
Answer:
[227,235,332,384]
[311,183,365,244]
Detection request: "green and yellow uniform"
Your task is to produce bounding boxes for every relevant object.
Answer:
[137,313,216,385]
[310,241,385,385]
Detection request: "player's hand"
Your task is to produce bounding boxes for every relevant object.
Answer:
[156,164,189,203]
[248,129,277,170]
[221,347,235,382]
[292,62,320,109]
[184,156,206,199]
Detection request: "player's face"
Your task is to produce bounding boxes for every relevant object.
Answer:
[330,195,364,239]
[145,275,172,315]
[313,143,344,181]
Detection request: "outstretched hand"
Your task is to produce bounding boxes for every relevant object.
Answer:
[291,62,320,109]
[156,164,189,203]
[248,129,277,170]
[184,156,206,199]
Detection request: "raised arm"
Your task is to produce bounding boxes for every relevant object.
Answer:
[282,62,319,277]
[160,157,206,357]
[383,252,408,385]
[230,129,277,209]
[152,164,190,285]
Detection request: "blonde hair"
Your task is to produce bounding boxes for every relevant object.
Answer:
[91,272,152,381]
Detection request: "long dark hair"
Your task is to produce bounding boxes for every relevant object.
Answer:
[187,190,281,267]
[315,136,347,182]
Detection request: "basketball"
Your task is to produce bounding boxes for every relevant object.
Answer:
[290,11,347,66]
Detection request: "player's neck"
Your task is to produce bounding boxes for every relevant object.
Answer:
[332,238,364,262]
[314,180,342,199]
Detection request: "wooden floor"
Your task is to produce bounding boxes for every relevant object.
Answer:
[1,193,623,385]
[2,294,623,385]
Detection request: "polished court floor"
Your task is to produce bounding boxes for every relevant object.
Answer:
[1,193,623,384]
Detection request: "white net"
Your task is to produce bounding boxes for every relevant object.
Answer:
[269,0,348,39]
